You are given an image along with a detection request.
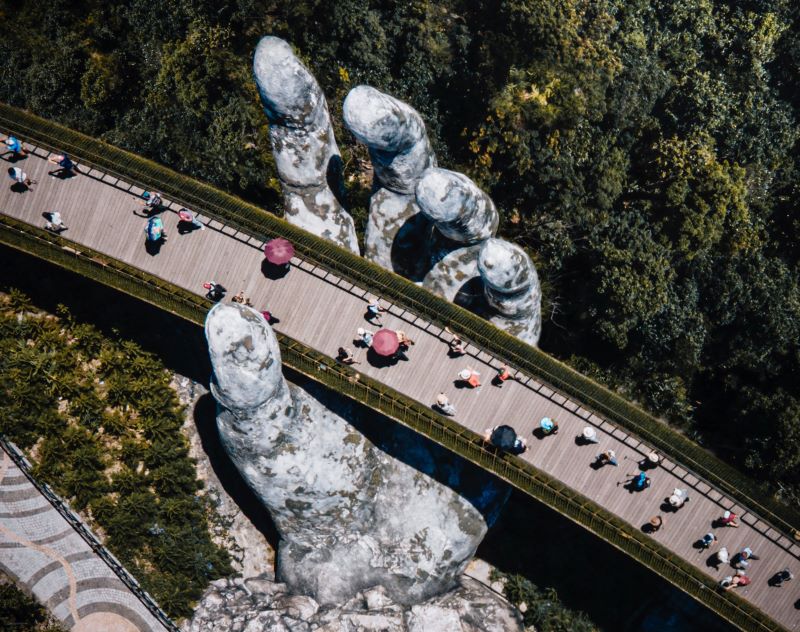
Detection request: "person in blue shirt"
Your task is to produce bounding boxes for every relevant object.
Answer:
[145,216,166,242]
[2,136,27,158]
[48,153,76,177]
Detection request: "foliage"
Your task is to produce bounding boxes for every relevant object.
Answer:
[1,0,799,497]
[0,291,231,619]
[0,573,65,631]
[491,570,599,632]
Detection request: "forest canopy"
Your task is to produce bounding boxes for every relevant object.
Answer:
[1,0,799,490]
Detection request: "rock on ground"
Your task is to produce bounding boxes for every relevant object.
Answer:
[184,574,524,632]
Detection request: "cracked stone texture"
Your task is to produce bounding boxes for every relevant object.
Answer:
[478,238,542,345]
[418,168,499,304]
[343,86,436,279]
[185,575,524,632]
[416,168,498,245]
[205,303,508,606]
[253,36,359,253]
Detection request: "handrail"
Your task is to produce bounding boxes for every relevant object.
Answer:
[0,214,788,632]
[0,436,179,632]
[3,103,798,540]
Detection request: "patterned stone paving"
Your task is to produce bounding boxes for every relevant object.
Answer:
[0,447,170,632]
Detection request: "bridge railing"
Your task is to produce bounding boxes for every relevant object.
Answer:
[1,103,797,545]
[0,214,786,632]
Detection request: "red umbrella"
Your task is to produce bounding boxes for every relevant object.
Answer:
[264,238,295,265]
[372,329,400,356]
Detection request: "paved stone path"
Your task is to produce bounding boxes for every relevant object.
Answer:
[0,446,170,632]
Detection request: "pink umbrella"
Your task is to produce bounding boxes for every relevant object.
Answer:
[372,329,400,357]
[264,238,295,265]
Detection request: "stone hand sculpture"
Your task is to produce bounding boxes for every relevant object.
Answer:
[206,303,506,606]
[417,167,498,305]
[253,36,359,253]
[343,86,436,279]
[478,238,542,345]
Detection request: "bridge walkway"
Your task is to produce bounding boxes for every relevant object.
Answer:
[1,141,798,630]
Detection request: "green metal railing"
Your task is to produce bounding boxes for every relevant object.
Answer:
[2,103,798,543]
[0,213,787,632]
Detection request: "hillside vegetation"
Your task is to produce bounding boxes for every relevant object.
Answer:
[0,290,231,618]
[2,0,798,491]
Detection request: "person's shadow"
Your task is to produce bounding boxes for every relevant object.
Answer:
[48,167,79,179]
[1,151,27,163]
[177,220,202,234]
[366,347,397,368]
[261,260,290,280]
[145,237,165,256]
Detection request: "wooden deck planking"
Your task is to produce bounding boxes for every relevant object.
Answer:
[3,146,799,629]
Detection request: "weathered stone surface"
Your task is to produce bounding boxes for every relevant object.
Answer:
[343,86,435,278]
[343,86,435,195]
[478,238,542,345]
[185,574,523,632]
[205,303,507,606]
[416,168,498,245]
[253,36,359,252]
[363,188,433,281]
[418,168,499,303]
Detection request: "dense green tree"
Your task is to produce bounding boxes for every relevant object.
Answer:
[1,0,799,490]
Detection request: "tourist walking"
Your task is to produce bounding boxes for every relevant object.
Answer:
[770,568,793,587]
[640,450,660,470]
[434,393,456,416]
[445,327,466,356]
[719,510,740,528]
[720,570,750,591]
[458,367,481,388]
[624,470,651,491]
[44,211,67,233]
[484,425,528,455]
[493,364,515,387]
[700,533,718,549]
[356,327,374,347]
[539,417,559,436]
[668,488,690,509]
[203,281,226,301]
[648,515,663,532]
[48,152,76,177]
[716,546,730,566]
[581,426,600,444]
[596,449,618,467]
[140,191,163,212]
[337,347,360,365]
[7,166,35,190]
[2,135,27,158]
[365,298,385,325]
[145,215,166,242]
[733,547,758,570]
[178,208,205,232]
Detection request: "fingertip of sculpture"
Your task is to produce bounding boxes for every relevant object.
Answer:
[253,36,320,127]
[478,238,533,294]
[205,302,282,411]
[343,85,421,152]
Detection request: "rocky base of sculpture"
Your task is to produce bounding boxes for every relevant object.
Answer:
[184,574,524,632]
